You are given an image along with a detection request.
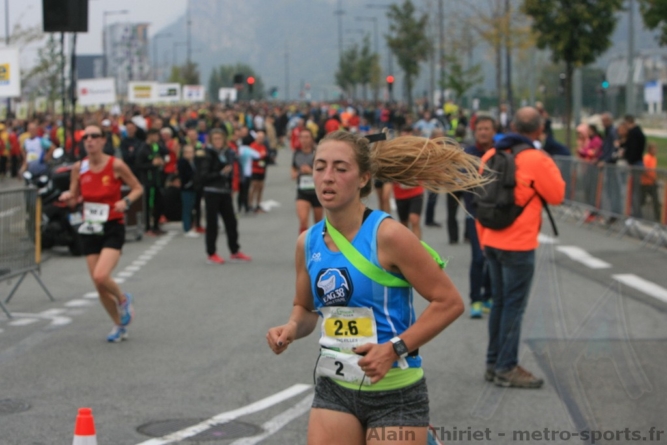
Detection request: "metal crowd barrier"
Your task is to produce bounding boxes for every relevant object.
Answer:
[0,187,54,318]
[553,156,667,248]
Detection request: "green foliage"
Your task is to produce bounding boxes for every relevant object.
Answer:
[168,62,200,85]
[335,44,360,95]
[386,0,432,107]
[441,55,483,101]
[639,0,667,45]
[208,63,265,101]
[522,0,623,146]
[25,34,62,102]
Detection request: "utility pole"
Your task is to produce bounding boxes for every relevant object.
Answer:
[438,0,445,107]
[335,0,344,61]
[285,41,290,101]
[186,0,192,65]
[626,0,635,115]
[504,0,514,113]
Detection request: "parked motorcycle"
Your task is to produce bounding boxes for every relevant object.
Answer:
[23,148,84,256]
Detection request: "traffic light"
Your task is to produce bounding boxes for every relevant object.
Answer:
[233,73,244,85]
[601,77,609,89]
[247,76,255,94]
[386,75,394,93]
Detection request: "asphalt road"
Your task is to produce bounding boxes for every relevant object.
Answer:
[0,151,665,445]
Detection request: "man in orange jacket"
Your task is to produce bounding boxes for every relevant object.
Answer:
[477,107,565,389]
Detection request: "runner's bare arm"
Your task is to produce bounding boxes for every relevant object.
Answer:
[267,231,318,354]
[59,161,81,205]
[113,158,143,213]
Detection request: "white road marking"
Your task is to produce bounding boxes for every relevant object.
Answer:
[117,271,134,278]
[229,395,313,445]
[65,299,93,307]
[9,318,39,326]
[612,274,667,304]
[115,278,126,284]
[259,199,281,212]
[125,266,141,272]
[38,309,66,317]
[132,261,147,266]
[556,246,612,269]
[135,384,312,445]
[538,233,559,244]
[84,292,99,299]
[155,240,170,246]
[138,255,153,261]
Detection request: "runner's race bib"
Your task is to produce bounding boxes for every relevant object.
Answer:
[78,203,110,235]
[316,348,371,386]
[27,152,39,162]
[319,306,377,352]
[298,175,315,191]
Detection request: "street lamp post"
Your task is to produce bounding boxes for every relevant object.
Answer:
[366,4,393,76]
[152,33,172,81]
[103,9,129,77]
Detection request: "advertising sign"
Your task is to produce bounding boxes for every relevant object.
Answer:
[78,78,117,106]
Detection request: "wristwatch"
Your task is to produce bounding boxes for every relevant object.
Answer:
[390,337,410,369]
[124,197,131,209]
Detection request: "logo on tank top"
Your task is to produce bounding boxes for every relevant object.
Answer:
[101,175,111,186]
[316,268,353,306]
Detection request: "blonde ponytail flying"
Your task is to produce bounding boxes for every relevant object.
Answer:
[319,131,486,198]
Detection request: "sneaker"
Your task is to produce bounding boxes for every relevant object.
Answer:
[494,365,544,388]
[230,251,252,262]
[195,226,206,234]
[107,325,128,343]
[152,228,168,236]
[482,299,493,314]
[184,230,200,238]
[425,221,442,228]
[118,293,134,327]
[207,253,225,265]
[470,302,483,319]
[484,365,495,382]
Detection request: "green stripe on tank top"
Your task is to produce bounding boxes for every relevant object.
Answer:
[332,367,424,392]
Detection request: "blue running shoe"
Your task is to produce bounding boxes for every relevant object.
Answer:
[119,293,134,327]
[470,302,483,319]
[482,299,493,314]
[107,325,127,343]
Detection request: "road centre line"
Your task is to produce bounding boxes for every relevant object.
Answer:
[229,394,314,445]
[555,246,612,269]
[135,384,313,445]
[612,274,667,304]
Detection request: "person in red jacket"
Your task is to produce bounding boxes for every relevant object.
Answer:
[477,107,565,389]
[249,130,269,213]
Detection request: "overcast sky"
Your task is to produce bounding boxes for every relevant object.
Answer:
[1,0,186,55]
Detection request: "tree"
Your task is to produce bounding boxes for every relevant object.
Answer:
[208,63,265,102]
[523,0,623,148]
[441,55,484,103]
[335,44,360,98]
[386,0,432,109]
[356,34,380,100]
[639,0,667,45]
[25,34,63,104]
[168,61,200,85]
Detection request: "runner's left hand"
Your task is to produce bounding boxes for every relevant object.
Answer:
[355,342,397,384]
[113,200,127,213]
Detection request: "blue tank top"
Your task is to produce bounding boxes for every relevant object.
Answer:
[305,210,422,368]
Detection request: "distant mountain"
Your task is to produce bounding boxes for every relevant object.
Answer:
[155,0,664,102]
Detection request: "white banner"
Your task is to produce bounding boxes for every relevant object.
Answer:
[218,88,237,102]
[0,48,21,98]
[183,85,205,102]
[157,83,181,102]
[77,78,117,106]
[644,81,663,104]
[128,81,157,103]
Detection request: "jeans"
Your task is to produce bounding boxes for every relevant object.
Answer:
[485,247,535,373]
[467,217,491,303]
[447,192,464,242]
[181,190,196,232]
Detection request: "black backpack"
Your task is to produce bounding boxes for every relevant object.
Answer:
[473,143,558,235]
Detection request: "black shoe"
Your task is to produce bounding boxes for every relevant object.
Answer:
[425,222,442,228]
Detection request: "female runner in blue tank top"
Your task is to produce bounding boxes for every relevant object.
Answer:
[267,131,484,444]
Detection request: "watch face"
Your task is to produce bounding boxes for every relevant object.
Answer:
[393,340,409,357]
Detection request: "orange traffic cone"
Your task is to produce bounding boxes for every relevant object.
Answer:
[72,407,98,445]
